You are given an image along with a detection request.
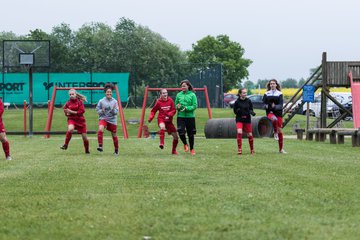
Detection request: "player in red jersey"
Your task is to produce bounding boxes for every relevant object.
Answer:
[0,98,11,160]
[148,89,179,154]
[60,88,90,154]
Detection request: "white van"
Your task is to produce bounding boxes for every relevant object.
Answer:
[304,92,351,118]
[329,92,352,104]
[288,92,352,118]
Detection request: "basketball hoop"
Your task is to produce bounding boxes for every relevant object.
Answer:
[3,40,50,137]
[3,40,50,68]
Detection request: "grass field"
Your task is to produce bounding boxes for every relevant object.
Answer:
[1,108,359,239]
[3,107,354,137]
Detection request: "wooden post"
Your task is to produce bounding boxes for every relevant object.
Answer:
[337,134,345,144]
[321,52,327,128]
[307,131,314,141]
[306,102,310,139]
[329,130,337,144]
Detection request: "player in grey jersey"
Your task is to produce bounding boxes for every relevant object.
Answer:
[96,83,120,155]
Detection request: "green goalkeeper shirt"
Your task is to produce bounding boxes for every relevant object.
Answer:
[175,90,197,118]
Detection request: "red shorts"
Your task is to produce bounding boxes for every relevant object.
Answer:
[0,121,5,133]
[236,122,252,133]
[99,120,117,133]
[158,120,177,134]
[267,113,283,128]
[68,119,87,134]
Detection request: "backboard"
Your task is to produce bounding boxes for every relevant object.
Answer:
[2,40,50,68]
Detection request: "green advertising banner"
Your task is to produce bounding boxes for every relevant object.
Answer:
[1,72,129,105]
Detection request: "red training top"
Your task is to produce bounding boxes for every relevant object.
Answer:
[64,98,86,122]
[148,97,176,123]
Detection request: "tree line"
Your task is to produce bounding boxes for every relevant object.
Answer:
[242,78,307,91]
[0,17,252,93]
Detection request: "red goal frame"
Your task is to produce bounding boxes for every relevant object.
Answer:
[137,86,212,138]
[44,85,128,139]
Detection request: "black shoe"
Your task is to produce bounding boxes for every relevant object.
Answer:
[60,145,68,150]
[85,151,90,154]
[159,144,164,149]
[97,146,103,152]
[114,150,119,156]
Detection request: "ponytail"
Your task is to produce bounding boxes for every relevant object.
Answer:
[69,88,87,102]
[76,92,87,102]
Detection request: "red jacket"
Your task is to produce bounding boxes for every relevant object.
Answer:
[148,97,176,123]
[64,98,85,122]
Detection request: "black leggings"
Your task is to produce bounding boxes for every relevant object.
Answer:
[177,117,196,150]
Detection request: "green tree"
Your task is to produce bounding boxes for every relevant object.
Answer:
[113,18,186,92]
[26,29,50,40]
[0,31,19,68]
[50,23,76,71]
[243,81,255,95]
[243,80,255,90]
[298,78,306,87]
[187,35,252,92]
[0,31,18,41]
[256,79,269,88]
[71,22,114,71]
[113,18,137,70]
[45,18,186,95]
[281,78,298,88]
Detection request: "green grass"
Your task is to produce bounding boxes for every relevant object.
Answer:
[4,107,238,137]
[1,108,359,239]
[5,107,353,137]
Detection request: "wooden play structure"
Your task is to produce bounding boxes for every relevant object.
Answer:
[283,52,360,145]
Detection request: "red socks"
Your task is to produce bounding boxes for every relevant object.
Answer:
[112,136,119,151]
[172,139,178,152]
[97,131,103,146]
[272,120,278,134]
[2,141,10,157]
[159,129,165,146]
[98,131,119,152]
[248,135,254,152]
[237,134,255,153]
[278,132,284,151]
[65,131,72,146]
[83,139,89,153]
[237,133,242,151]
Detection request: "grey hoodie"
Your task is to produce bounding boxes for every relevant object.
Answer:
[96,97,119,125]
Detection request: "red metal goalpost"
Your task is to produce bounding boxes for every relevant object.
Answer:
[137,86,212,138]
[44,85,128,139]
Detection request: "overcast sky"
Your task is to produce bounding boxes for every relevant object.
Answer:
[3,0,360,83]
